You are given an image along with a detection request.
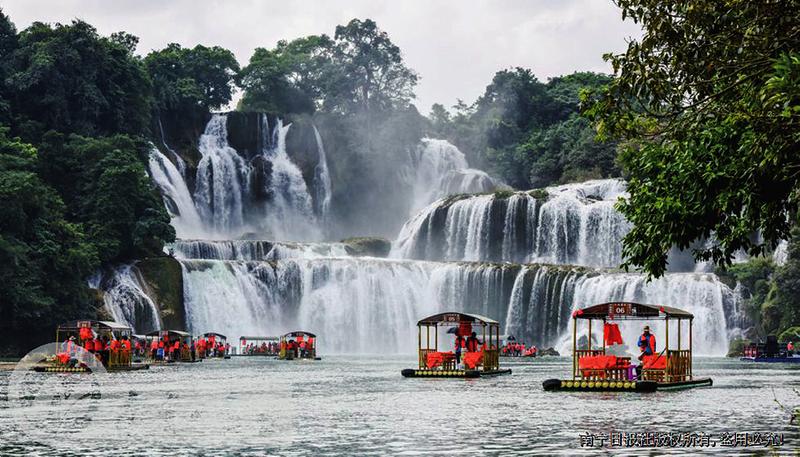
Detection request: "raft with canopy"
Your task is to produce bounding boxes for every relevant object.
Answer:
[146,330,193,362]
[202,332,229,358]
[237,336,280,356]
[279,331,320,360]
[40,320,149,372]
[401,312,511,378]
[543,302,712,392]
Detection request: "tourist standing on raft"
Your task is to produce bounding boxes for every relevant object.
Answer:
[466,332,481,352]
[637,325,656,360]
[454,334,465,365]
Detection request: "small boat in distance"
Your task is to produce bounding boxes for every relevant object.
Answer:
[740,336,800,363]
[279,331,320,360]
[237,336,280,356]
[543,302,712,392]
[401,312,511,378]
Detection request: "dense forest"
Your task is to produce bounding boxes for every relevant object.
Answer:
[0,1,798,354]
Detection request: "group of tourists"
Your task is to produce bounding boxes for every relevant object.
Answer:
[62,328,133,366]
[147,336,229,362]
[281,336,315,359]
[501,341,538,357]
[242,341,279,355]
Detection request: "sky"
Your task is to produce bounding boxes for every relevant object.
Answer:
[2,0,642,114]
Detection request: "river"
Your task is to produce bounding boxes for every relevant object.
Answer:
[0,357,797,456]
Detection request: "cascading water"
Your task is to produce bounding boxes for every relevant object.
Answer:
[169,239,349,261]
[194,114,250,237]
[406,138,497,215]
[89,265,161,334]
[175,256,738,355]
[254,116,320,241]
[124,112,750,356]
[312,125,332,221]
[394,179,631,267]
[148,145,206,239]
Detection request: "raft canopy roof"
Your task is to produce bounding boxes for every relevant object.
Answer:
[202,332,227,339]
[145,330,192,338]
[58,320,131,332]
[283,331,316,338]
[240,336,279,341]
[572,302,694,320]
[417,312,499,326]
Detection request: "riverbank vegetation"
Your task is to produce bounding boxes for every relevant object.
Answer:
[587,0,800,338]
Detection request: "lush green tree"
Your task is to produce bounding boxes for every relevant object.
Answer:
[429,70,617,189]
[0,9,17,125]
[5,20,152,140]
[145,43,240,116]
[763,229,800,333]
[0,128,99,352]
[587,0,800,277]
[323,19,418,113]
[239,36,332,114]
[37,133,175,263]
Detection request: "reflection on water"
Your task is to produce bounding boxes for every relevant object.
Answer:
[0,357,797,456]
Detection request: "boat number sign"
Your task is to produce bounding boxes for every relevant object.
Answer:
[443,313,461,323]
[609,303,635,318]
[78,320,91,328]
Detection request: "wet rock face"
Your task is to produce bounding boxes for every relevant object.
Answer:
[136,257,185,330]
[249,155,273,201]
[340,237,392,258]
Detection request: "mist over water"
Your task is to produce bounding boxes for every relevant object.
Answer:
[114,114,748,356]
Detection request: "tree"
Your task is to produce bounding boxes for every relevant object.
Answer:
[0,9,17,124]
[37,133,175,263]
[0,127,99,352]
[587,0,800,277]
[238,36,332,114]
[323,19,418,113]
[145,43,240,114]
[6,20,152,140]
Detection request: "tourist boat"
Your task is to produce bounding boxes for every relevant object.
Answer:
[740,336,800,363]
[36,320,149,372]
[237,336,280,356]
[146,330,194,363]
[278,331,320,360]
[202,332,230,358]
[401,312,511,378]
[543,302,712,392]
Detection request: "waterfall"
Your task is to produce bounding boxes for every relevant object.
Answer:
[254,116,320,241]
[169,239,349,261]
[158,117,187,176]
[89,265,161,334]
[148,145,205,239]
[194,114,250,237]
[312,125,332,221]
[406,139,497,215]
[175,255,738,355]
[394,179,631,267]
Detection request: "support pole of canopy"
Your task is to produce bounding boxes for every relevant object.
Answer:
[435,324,438,351]
[665,316,670,383]
[689,318,693,380]
[426,325,430,351]
[588,319,592,351]
[572,318,577,379]
[602,319,606,353]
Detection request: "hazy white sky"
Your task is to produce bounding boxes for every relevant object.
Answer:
[2,0,641,113]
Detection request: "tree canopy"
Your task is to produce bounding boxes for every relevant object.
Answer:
[238,19,417,116]
[145,43,240,116]
[5,19,152,140]
[430,69,617,188]
[588,0,800,277]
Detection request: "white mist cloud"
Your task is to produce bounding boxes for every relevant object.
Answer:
[1,0,641,113]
